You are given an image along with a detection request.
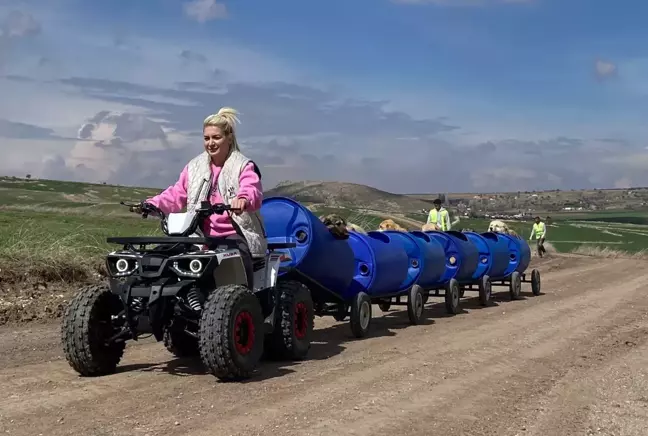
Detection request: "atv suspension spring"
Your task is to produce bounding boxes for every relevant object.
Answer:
[186,290,202,312]
[130,297,144,313]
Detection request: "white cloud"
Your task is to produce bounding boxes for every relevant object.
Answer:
[595,58,618,80]
[0,4,645,194]
[183,0,228,23]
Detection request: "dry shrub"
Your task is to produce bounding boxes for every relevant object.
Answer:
[571,245,648,260]
[0,223,107,325]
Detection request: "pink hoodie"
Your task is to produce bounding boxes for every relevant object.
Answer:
[146,161,263,238]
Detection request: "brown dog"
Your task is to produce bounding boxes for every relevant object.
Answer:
[320,214,349,239]
[319,214,367,239]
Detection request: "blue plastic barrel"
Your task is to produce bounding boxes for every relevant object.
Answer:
[409,231,446,288]
[260,197,355,298]
[380,231,425,292]
[480,232,531,278]
[513,235,532,273]
[424,231,479,283]
[479,232,511,278]
[347,231,409,297]
[462,231,492,280]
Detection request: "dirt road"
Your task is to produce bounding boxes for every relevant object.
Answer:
[2,254,648,436]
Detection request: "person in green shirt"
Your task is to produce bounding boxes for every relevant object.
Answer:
[529,216,547,257]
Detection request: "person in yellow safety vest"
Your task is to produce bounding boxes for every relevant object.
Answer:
[427,198,452,231]
[529,216,547,257]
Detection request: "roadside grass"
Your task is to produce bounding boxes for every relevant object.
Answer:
[571,245,648,260]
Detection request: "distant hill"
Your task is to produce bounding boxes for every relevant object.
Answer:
[265,180,435,213]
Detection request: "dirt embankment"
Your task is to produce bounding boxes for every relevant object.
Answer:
[0,260,104,325]
[1,254,648,436]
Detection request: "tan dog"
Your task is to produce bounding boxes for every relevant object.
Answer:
[378,219,407,232]
[487,219,510,233]
[487,219,518,236]
[421,222,439,232]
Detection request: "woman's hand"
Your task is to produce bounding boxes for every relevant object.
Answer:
[231,197,248,214]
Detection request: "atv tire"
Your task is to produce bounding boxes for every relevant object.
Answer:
[199,284,264,381]
[61,284,126,376]
[265,280,314,361]
[163,318,199,357]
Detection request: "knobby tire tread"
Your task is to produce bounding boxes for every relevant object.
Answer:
[61,284,125,376]
[266,280,314,360]
[199,284,263,381]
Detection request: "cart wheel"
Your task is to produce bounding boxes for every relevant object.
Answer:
[422,293,429,305]
[350,292,372,338]
[445,279,460,315]
[531,269,541,296]
[378,302,391,312]
[407,285,425,325]
[459,288,465,299]
[509,271,522,300]
[478,275,491,306]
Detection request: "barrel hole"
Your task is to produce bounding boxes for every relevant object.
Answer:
[510,254,517,261]
[295,230,308,244]
[481,256,488,263]
[359,264,370,276]
[411,259,419,268]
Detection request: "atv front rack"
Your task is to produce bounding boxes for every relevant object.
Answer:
[107,236,297,251]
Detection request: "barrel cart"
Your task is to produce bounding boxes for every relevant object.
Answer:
[260,197,430,339]
[458,231,541,303]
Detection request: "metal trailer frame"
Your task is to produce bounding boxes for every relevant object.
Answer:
[280,267,426,340]
[404,267,543,317]
[375,279,460,319]
[458,268,542,305]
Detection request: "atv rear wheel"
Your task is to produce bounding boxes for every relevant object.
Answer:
[199,284,264,381]
[61,284,126,376]
[163,318,199,357]
[265,280,314,361]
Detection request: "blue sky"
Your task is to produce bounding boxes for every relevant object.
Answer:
[0,0,646,193]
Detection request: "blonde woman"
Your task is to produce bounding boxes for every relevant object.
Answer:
[136,107,266,289]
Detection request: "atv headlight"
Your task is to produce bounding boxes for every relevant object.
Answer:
[116,258,129,273]
[170,256,211,278]
[107,255,139,277]
[189,259,203,273]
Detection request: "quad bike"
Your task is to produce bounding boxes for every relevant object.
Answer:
[60,200,314,381]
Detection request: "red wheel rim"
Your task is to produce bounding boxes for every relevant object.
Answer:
[233,311,255,355]
[294,302,308,339]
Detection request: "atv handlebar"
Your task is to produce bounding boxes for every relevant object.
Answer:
[120,200,240,220]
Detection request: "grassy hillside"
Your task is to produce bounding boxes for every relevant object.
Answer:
[266,180,434,213]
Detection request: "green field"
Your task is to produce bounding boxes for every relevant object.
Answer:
[1,176,648,269]
[405,212,648,254]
